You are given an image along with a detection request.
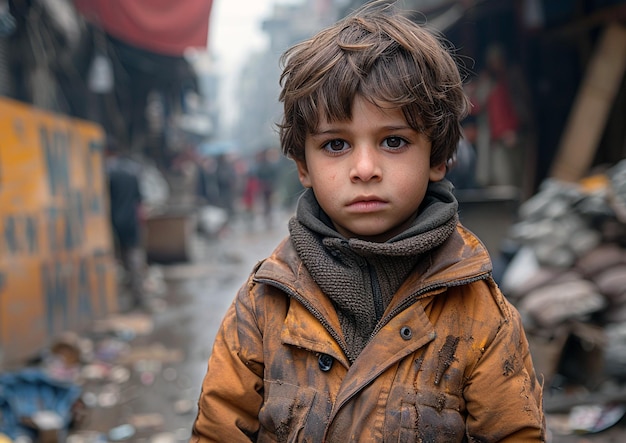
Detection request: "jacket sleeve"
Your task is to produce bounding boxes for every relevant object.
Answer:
[463,290,546,442]
[190,278,265,442]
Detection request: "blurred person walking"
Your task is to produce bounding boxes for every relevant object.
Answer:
[215,153,238,222]
[254,147,279,227]
[105,138,147,310]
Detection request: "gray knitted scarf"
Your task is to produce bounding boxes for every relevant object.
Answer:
[289,180,459,362]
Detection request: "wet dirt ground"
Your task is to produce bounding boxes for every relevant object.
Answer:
[70,211,291,441]
[66,208,626,442]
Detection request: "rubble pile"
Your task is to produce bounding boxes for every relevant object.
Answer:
[500,160,626,435]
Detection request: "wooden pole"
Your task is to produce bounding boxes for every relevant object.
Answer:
[549,24,626,182]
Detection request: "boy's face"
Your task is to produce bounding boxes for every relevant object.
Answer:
[296,95,446,242]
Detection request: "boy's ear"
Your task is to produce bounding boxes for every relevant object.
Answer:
[429,162,447,182]
[295,159,313,188]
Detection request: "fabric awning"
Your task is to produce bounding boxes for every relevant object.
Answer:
[73,0,213,56]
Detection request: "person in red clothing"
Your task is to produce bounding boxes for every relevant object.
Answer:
[241,166,261,225]
[473,44,532,188]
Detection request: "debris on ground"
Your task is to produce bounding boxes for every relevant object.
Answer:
[501,159,626,438]
[0,292,195,442]
[0,368,82,441]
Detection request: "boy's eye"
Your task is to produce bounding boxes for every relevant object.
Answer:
[323,139,348,152]
[383,136,407,150]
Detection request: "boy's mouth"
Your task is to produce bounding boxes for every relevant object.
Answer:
[346,197,387,212]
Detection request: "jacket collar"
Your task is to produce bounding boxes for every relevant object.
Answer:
[254,225,492,321]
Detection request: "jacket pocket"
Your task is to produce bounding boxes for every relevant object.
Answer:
[258,380,318,443]
[396,393,465,443]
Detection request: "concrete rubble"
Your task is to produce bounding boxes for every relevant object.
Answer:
[501,159,626,438]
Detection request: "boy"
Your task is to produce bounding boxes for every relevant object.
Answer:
[191,2,545,441]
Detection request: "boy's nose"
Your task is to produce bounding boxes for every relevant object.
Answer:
[349,146,382,182]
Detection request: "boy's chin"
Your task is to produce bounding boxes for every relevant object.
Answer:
[346,228,400,243]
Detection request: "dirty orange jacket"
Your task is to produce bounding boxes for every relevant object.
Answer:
[191,224,546,442]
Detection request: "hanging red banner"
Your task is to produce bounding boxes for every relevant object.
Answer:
[74,0,213,56]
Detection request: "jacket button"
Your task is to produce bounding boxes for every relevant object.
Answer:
[400,326,412,340]
[318,354,333,372]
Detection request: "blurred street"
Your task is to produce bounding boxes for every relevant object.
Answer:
[2,0,626,441]
[66,210,291,442]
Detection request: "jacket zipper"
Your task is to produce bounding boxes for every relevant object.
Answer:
[368,263,385,321]
[253,277,351,359]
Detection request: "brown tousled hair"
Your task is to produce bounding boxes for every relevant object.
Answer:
[278,1,470,166]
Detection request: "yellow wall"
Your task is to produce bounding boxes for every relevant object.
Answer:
[0,98,117,365]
